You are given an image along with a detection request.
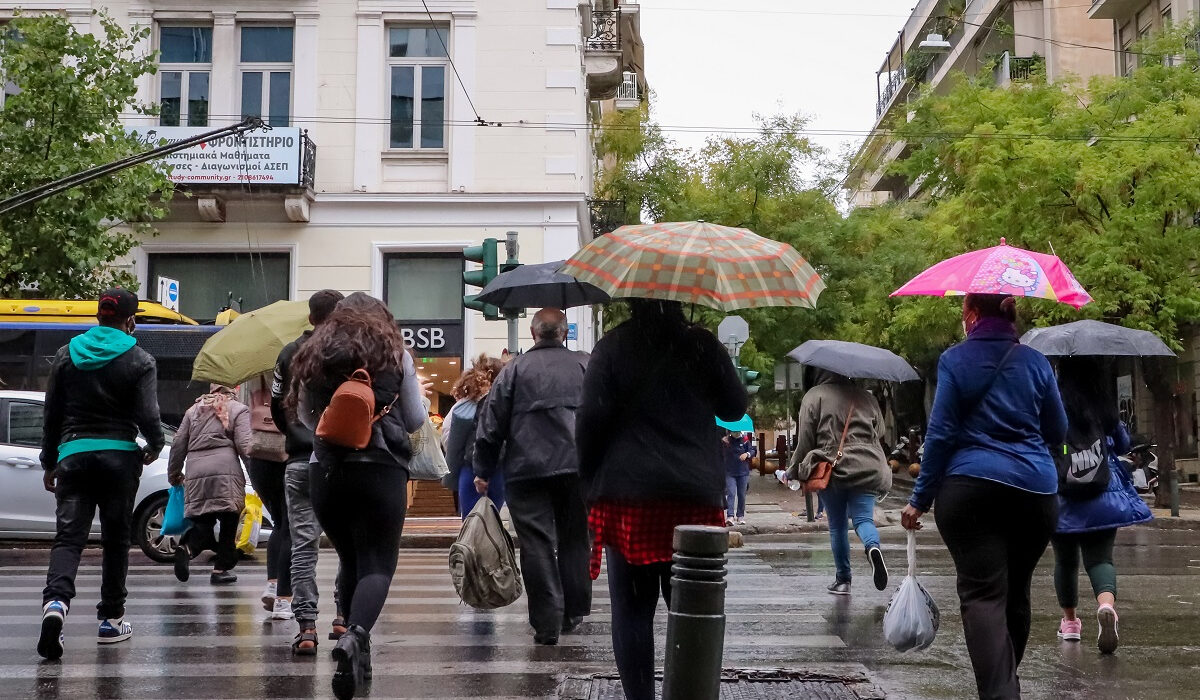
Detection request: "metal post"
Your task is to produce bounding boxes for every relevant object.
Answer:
[1171,468,1181,517]
[504,230,520,354]
[663,525,728,700]
[507,316,520,356]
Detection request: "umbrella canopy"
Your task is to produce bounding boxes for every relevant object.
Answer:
[787,340,920,383]
[561,221,825,312]
[1020,320,1175,357]
[891,238,1092,309]
[475,260,610,309]
[716,414,754,433]
[191,300,311,387]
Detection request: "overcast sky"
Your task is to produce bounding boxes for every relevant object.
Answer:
[639,0,910,166]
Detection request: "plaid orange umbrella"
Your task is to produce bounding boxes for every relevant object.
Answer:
[561,221,825,311]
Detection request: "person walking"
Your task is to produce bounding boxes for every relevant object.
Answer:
[443,353,505,518]
[37,288,165,659]
[1051,357,1151,654]
[167,384,253,586]
[723,432,754,526]
[244,374,294,621]
[577,299,747,700]
[789,368,892,594]
[290,293,426,700]
[474,308,592,646]
[270,289,345,654]
[901,294,1067,700]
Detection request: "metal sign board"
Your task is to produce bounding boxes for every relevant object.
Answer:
[774,360,803,391]
[717,315,750,356]
[157,276,180,312]
[567,323,578,341]
[129,126,302,185]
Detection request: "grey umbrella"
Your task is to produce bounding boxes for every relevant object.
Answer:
[475,260,611,310]
[1020,319,1175,357]
[787,340,920,382]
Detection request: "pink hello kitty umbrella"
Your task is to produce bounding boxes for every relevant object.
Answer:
[891,238,1092,308]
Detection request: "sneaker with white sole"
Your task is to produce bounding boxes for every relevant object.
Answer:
[1097,605,1119,654]
[867,547,888,591]
[1058,617,1082,641]
[271,597,295,620]
[97,618,132,645]
[37,600,67,659]
[261,581,277,612]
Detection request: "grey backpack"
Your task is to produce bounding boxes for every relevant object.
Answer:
[449,497,523,609]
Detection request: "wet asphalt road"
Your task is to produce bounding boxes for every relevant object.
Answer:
[0,519,1196,699]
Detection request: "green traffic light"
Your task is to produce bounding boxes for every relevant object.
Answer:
[463,238,501,319]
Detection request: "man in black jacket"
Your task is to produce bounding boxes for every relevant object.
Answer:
[474,308,591,645]
[270,289,344,654]
[38,288,164,659]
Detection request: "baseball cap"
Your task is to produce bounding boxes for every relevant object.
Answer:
[97,288,141,319]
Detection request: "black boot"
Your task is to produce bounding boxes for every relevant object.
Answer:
[331,624,370,700]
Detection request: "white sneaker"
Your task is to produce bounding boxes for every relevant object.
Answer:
[261,581,277,612]
[270,597,295,620]
[736,517,746,525]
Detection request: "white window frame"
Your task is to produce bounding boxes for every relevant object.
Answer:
[385,25,450,152]
[157,24,213,127]
[238,24,294,127]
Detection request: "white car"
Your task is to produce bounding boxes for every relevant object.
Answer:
[0,390,267,562]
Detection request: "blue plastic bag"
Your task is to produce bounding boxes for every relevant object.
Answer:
[161,484,190,536]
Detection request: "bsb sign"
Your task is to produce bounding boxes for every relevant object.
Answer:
[400,322,464,358]
[129,126,302,185]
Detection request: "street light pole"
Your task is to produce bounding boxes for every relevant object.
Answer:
[504,231,520,354]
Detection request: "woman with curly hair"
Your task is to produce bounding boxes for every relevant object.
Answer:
[442,354,505,517]
[288,292,426,700]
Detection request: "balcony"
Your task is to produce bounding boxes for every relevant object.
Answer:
[1088,0,1145,20]
[994,52,1044,87]
[584,7,623,99]
[615,71,639,109]
[587,197,626,237]
[876,67,906,118]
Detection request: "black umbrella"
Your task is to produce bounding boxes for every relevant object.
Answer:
[1020,320,1175,357]
[787,340,920,383]
[475,260,611,310]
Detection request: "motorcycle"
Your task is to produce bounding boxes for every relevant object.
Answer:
[1119,442,1159,493]
[889,427,924,477]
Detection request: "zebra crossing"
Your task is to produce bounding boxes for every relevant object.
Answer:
[0,543,857,699]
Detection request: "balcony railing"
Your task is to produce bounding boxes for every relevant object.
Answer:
[588,198,626,237]
[994,52,1044,85]
[299,130,316,190]
[587,10,620,52]
[616,71,638,108]
[876,67,906,118]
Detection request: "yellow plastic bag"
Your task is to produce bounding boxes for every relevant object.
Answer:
[236,492,263,555]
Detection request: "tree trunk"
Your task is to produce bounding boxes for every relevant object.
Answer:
[1143,358,1178,510]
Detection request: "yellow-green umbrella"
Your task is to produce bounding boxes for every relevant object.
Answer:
[191,300,311,387]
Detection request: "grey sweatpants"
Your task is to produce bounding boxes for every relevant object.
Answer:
[285,461,340,627]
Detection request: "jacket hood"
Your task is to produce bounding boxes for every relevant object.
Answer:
[450,398,479,421]
[806,366,851,389]
[68,326,137,370]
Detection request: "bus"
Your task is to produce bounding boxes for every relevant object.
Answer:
[0,299,198,325]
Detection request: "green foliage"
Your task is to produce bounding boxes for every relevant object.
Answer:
[0,12,172,298]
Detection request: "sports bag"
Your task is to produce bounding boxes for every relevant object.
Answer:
[315,369,396,450]
[1055,426,1112,498]
[449,497,523,610]
[246,375,288,462]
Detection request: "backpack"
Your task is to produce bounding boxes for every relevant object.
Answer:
[1054,422,1112,498]
[315,369,396,450]
[449,497,523,610]
[245,375,288,461]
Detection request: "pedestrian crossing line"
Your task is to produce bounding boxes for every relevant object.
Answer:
[0,610,828,625]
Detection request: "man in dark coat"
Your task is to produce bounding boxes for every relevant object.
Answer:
[474,308,591,645]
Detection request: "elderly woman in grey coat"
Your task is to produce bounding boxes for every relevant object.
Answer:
[168,384,253,585]
[787,368,892,595]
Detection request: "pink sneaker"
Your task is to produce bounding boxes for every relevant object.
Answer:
[1058,617,1082,641]
[1097,605,1119,654]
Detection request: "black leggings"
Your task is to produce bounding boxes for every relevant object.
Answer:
[935,476,1057,700]
[248,458,291,597]
[309,462,408,632]
[605,547,672,700]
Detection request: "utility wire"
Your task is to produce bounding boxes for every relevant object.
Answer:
[420,0,490,126]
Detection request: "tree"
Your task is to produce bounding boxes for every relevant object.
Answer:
[0,12,172,298]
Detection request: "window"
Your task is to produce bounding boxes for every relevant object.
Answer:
[387,27,448,150]
[6,402,42,447]
[240,26,293,127]
[1119,21,1137,76]
[0,23,20,111]
[147,252,290,321]
[383,254,462,321]
[159,26,212,127]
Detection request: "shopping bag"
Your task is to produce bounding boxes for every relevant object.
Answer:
[236,492,264,555]
[160,485,191,536]
[882,530,940,652]
[408,415,450,481]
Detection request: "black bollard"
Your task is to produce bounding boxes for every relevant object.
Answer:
[663,525,728,700]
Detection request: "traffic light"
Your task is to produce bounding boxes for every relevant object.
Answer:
[463,238,501,321]
[736,361,761,395]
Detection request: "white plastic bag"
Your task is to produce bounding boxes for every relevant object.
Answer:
[883,530,940,652]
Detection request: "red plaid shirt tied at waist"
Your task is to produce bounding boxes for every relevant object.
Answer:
[588,499,726,580]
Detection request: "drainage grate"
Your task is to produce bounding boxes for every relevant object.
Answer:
[558,669,887,700]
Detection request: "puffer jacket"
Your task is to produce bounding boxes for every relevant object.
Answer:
[788,369,892,497]
[168,399,252,518]
[1056,423,1153,534]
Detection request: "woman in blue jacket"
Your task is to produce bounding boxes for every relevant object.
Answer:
[1051,357,1151,655]
[723,432,755,525]
[902,294,1067,700]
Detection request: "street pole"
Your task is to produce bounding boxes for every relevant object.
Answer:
[504,231,520,354]
[662,525,728,700]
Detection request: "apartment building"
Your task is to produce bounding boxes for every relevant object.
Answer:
[1090,1,1199,73]
[847,0,1112,206]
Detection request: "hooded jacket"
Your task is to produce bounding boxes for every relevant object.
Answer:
[788,369,891,496]
[40,325,164,471]
[270,331,313,464]
[1056,423,1153,533]
[168,395,252,518]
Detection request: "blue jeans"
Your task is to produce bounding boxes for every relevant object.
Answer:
[822,486,880,582]
[725,474,748,518]
[459,467,506,519]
